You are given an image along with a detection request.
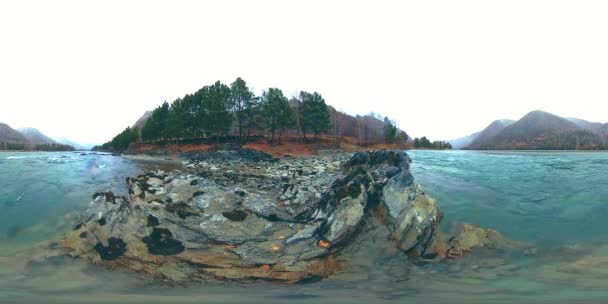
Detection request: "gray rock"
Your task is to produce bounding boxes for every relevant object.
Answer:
[60,149,510,284]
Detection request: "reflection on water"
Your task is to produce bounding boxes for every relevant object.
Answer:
[1,151,608,303]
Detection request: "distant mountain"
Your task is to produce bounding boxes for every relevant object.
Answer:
[600,124,608,136]
[18,127,56,146]
[447,131,481,149]
[466,111,607,150]
[566,117,604,132]
[0,124,75,151]
[54,137,93,150]
[0,123,27,144]
[466,119,515,149]
[132,111,152,130]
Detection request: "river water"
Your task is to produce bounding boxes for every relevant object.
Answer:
[1,150,607,303]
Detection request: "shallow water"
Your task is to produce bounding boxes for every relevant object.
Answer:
[1,150,607,303]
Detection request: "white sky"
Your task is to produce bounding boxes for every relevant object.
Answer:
[1,0,607,144]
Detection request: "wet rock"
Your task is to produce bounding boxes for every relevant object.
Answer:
[59,149,520,284]
[147,214,160,227]
[142,228,185,256]
[104,192,116,203]
[94,237,127,261]
[445,223,526,258]
[222,210,248,221]
[165,202,200,219]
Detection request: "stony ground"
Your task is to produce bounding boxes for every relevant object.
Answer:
[59,148,529,283]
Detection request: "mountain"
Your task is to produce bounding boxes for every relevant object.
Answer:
[132,111,152,130]
[0,123,27,144]
[600,124,608,136]
[466,119,515,149]
[17,127,56,146]
[54,138,93,150]
[566,117,604,132]
[466,111,606,150]
[447,131,481,149]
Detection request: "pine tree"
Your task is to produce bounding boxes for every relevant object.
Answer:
[299,91,331,139]
[200,81,232,144]
[383,117,397,144]
[261,88,294,144]
[230,77,254,141]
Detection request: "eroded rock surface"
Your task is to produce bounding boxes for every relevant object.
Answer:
[60,150,522,283]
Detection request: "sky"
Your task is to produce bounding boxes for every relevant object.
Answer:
[1,0,607,144]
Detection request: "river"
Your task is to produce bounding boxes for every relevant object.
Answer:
[1,150,607,303]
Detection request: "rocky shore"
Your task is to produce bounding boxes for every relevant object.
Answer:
[60,148,528,283]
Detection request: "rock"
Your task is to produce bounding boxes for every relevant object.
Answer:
[94,237,127,261]
[142,228,185,256]
[58,149,520,284]
[445,223,526,258]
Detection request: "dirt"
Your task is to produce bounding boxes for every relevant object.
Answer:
[128,136,408,158]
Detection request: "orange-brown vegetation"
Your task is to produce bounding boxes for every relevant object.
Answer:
[128,135,409,158]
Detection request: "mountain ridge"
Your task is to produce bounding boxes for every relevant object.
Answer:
[0,123,76,151]
[464,111,607,150]
[0,123,27,145]
[17,127,56,146]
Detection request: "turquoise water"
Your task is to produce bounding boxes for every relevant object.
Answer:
[408,150,608,247]
[0,152,141,249]
[1,150,607,303]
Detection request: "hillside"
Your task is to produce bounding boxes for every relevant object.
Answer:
[0,123,27,144]
[99,78,408,152]
[467,119,515,149]
[18,127,56,146]
[54,138,93,150]
[467,111,607,150]
[0,123,75,151]
[447,131,481,149]
[600,124,608,136]
[566,117,604,132]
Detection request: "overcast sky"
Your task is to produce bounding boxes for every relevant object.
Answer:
[1,0,607,144]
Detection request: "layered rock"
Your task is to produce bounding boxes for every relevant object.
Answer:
[60,150,516,283]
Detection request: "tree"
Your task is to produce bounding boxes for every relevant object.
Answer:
[167,98,185,139]
[181,93,203,139]
[383,116,398,144]
[299,91,331,139]
[200,81,232,144]
[395,131,409,145]
[101,126,139,151]
[261,88,294,144]
[141,101,170,142]
[244,95,263,139]
[230,77,254,141]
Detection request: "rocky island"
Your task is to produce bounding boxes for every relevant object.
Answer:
[60,148,526,283]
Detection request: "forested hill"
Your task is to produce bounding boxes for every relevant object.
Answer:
[466,111,608,150]
[18,128,56,146]
[0,123,27,149]
[0,123,75,151]
[97,78,409,151]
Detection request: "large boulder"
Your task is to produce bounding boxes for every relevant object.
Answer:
[58,150,508,283]
[445,223,527,258]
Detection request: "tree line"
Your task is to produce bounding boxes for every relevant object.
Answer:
[0,142,26,150]
[98,126,139,151]
[135,79,333,145]
[0,142,75,151]
[98,78,407,151]
[412,137,452,149]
